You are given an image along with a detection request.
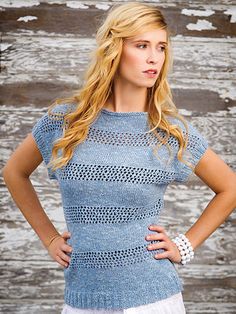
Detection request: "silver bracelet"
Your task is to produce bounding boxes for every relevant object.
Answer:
[172,233,194,265]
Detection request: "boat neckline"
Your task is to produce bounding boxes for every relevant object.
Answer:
[101,108,148,116]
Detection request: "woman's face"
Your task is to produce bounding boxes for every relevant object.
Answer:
[116,29,167,88]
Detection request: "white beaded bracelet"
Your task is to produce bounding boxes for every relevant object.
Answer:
[172,233,194,265]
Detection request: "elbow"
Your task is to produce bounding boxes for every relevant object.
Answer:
[218,172,236,197]
[225,178,236,207]
[2,163,8,178]
[3,165,31,182]
[2,163,26,183]
[229,174,236,196]
[2,163,11,183]
[2,165,30,188]
[231,182,236,206]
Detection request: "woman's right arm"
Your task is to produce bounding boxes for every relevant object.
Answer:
[2,133,72,268]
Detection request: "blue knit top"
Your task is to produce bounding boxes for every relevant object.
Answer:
[31,103,208,310]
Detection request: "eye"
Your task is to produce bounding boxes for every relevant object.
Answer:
[136,44,147,49]
[159,46,166,52]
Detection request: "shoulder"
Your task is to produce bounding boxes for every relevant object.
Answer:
[48,102,77,118]
[166,115,188,132]
[167,115,209,182]
[166,115,207,143]
[166,115,209,167]
[32,102,76,137]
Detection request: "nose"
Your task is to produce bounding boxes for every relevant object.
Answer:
[147,55,158,64]
[146,49,159,64]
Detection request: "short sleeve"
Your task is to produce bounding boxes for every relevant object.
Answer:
[172,119,209,183]
[31,103,73,180]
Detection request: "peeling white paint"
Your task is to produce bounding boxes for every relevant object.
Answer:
[172,34,236,44]
[1,32,235,101]
[228,106,236,115]
[17,15,38,22]
[220,88,236,101]
[1,43,12,51]
[182,8,215,17]
[223,8,236,23]
[174,78,236,102]
[0,0,40,8]
[66,1,89,9]
[179,109,192,116]
[95,3,110,11]
[186,19,217,31]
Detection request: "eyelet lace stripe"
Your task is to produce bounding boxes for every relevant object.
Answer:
[69,244,164,269]
[87,127,167,147]
[35,114,204,154]
[58,163,177,184]
[64,199,163,224]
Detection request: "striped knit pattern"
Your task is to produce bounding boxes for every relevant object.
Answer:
[32,103,208,310]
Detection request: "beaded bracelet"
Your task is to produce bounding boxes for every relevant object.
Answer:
[172,233,194,265]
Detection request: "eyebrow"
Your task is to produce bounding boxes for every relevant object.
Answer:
[132,40,167,45]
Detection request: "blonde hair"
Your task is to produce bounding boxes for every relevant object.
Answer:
[47,1,193,174]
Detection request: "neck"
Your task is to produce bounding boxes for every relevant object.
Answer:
[104,78,149,113]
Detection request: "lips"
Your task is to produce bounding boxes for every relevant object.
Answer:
[143,69,157,74]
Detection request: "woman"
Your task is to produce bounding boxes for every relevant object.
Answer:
[2,2,236,314]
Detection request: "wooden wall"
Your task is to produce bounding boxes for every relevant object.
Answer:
[1,1,235,313]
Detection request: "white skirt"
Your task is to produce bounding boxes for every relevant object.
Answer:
[61,292,186,314]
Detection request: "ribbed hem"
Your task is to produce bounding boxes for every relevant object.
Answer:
[65,289,123,309]
[64,278,183,310]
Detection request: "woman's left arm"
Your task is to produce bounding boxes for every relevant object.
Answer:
[145,147,236,263]
[184,147,236,250]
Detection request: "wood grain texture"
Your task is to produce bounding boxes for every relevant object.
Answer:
[1,0,235,313]
[1,1,235,37]
[1,183,236,264]
[1,34,235,110]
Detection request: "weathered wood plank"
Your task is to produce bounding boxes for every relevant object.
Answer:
[1,1,235,37]
[1,1,235,312]
[0,209,234,264]
[1,183,235,264]
[0,0,235,7]
[185,302,236,314]
[1,33,235,109]
[1,81,234,113]
[1,34,235,81]
[1,109,235,178]
[0,301,64,314]
[0,107,235,142]
[0,260,235,303]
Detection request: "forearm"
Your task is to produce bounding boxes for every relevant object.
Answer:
[3,171,60,248]
[185,190,236,250]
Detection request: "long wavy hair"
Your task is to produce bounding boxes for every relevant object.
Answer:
[46,1,193,174]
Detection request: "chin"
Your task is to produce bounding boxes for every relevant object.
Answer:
[143,82,156,88]
[132,80,155,88]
